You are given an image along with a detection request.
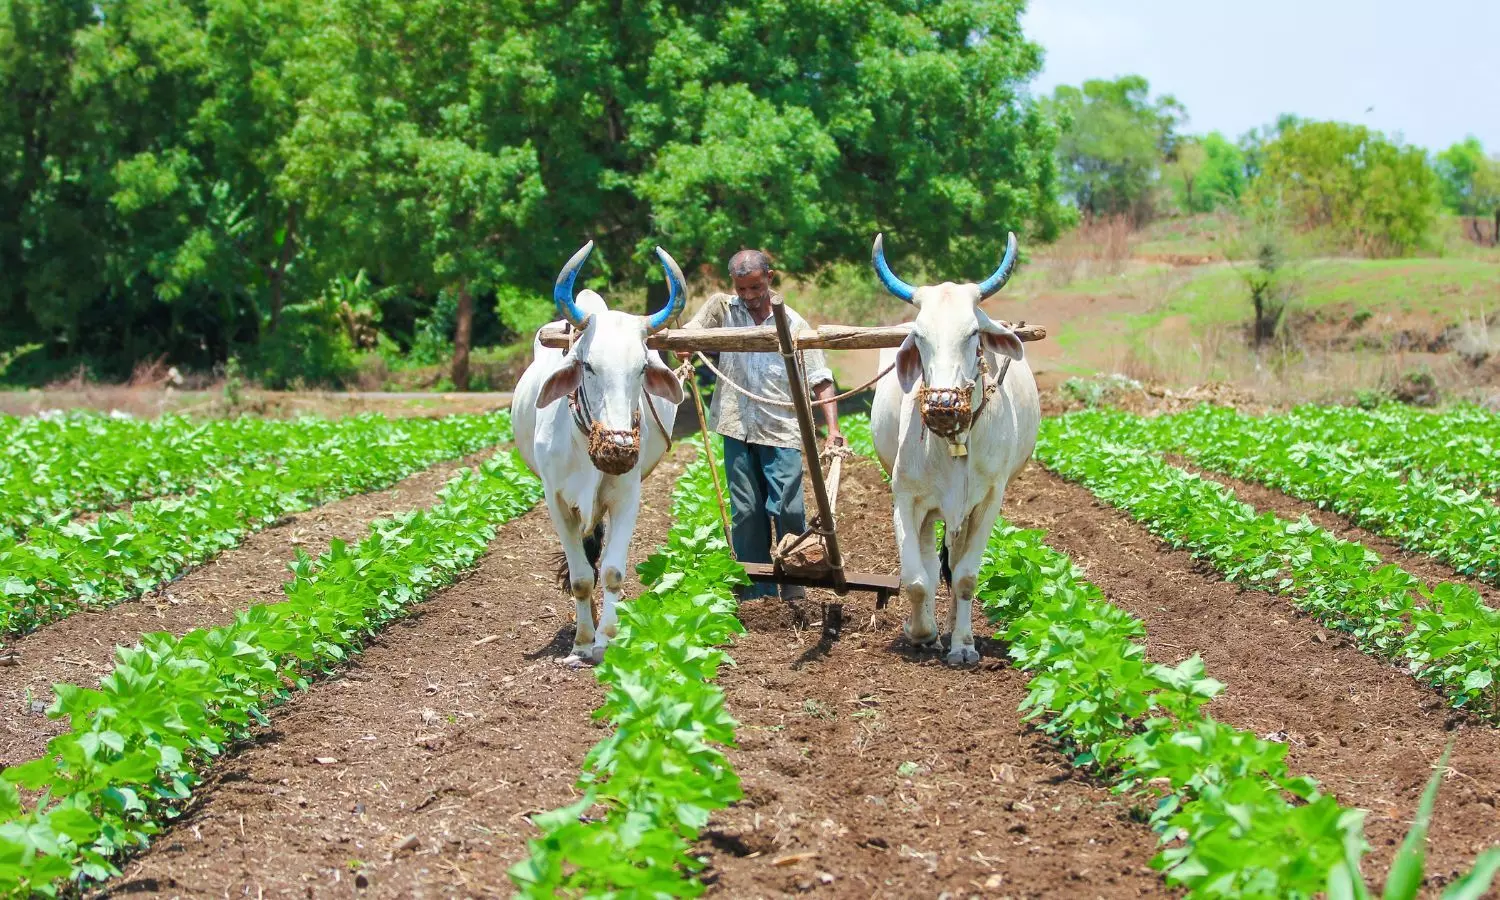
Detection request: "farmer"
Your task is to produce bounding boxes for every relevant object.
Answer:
[680,249,843,601]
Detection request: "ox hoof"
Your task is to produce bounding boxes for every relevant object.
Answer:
[566,644,600,666]
[903,622,941,649]
[946,644,981,666]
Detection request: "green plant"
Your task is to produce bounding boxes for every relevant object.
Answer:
[1038,410,1500,720]
[510,439,749,897]
[0,413,512,637]
[250,296,358,390]
[0,450,542,895]
[1327,744,1500,899]
[222,356,245,407]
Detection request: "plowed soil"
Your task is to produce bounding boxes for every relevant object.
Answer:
[38,441,1500,898]
[1007,464,1500,894]
[1,449,494,770]
[94,446,691,899]
[697,456,1170,899]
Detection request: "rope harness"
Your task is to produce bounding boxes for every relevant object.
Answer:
[560,324,676,475]
[916,347,1012,457]
[689,350,895,409]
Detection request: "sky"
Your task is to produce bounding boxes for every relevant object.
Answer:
[1019,0,1500,153]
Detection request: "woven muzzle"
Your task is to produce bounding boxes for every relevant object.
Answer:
[587,412,641,475]
[918,382,975,437]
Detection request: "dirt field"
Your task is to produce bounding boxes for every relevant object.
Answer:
[8,432,1499,897]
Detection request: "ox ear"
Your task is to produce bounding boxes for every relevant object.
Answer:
[979,321,1025,362]
[537,358,583,408]
[642,354,684,405]
[895,331,922,393]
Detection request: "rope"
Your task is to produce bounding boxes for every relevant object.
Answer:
[680,361,734,546]
[690,351,895,409]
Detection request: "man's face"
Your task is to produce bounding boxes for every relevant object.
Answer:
[732,270,771,309]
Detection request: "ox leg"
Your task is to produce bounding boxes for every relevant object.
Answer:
[894,500,941,648]
[944,492,1005,666]
[591,498,640,663]
[546,496,597,660]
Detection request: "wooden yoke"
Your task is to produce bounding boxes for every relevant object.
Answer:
[537,321,1047,353]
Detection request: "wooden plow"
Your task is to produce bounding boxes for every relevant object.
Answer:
[539,306,1047,641]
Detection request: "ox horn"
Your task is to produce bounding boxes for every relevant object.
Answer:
[976,232,1019,300]
[553,240,595,329]
[871,233,917,304]
[644,246,687,334]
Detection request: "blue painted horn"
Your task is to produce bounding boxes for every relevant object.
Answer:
[976,232,1019,300]
[553,240,594,329]
[645,246,687,333]
[871,233,916,303]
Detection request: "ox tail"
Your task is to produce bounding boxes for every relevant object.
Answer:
[938,530,952,588]
[553,521,606,591]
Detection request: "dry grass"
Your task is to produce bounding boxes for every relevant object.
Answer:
[1030,216,1138,289]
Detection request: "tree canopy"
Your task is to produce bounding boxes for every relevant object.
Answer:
[1046,74,1184,223]
[0,0,1064,384]
[1246,119,1439,257]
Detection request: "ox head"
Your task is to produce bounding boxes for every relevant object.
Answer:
[871,232,1024,437]
[537,241,688,475]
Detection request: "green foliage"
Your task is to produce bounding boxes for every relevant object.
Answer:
[1048,75,1185,222]
[1327,745,1500,900]
[248,296,357,389]
[510,439,748,897]
[1166,133,1246,214]
[1434,137,1500,218]
[1040,409,1500,721]
[0,413,511,640]
[1246,120,1440,257]
[0,449,541,896]
[2,0,1064,380]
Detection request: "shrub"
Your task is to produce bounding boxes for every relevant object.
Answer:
[249,297,357,389]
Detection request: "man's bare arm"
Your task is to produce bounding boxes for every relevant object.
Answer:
[814,381,842,443]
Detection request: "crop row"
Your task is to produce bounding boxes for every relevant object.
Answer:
[978,522,1500,899]
[0,412,511,641]
[513,438,747,894]
[1126,405,1500,585]
[976,523,1357,897]
[0,450,543,896]
[0,414,410,538]
[1237,404,1500,494]
[831,434,1356,895]
[510,439,747,897]
[1038,412,1500,721]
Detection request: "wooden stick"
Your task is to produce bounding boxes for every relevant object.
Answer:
[537,321,1047,353]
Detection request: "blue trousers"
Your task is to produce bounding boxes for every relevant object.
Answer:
[723,436,806,599]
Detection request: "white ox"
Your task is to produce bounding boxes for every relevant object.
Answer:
[869,232,1041,665]
[511,241,686,662]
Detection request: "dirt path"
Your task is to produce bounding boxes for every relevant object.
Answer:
[1007,464,1500,890]
[0,449,496,771]
[94,446,690,899]
[697,457,1170,899]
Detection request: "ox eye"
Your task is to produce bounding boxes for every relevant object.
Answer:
[581,361,595,374]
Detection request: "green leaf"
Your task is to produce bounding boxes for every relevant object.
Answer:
[1441,847,1500,900]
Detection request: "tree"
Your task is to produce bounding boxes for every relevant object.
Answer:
[1047,75,1185,223]
[1195,132,1247,211]
[1164,137,1207,213]
[1247,120,1439,257]
[1436,137,1500,244]
[0,0,1065,387]
[1163,133,1248,215]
